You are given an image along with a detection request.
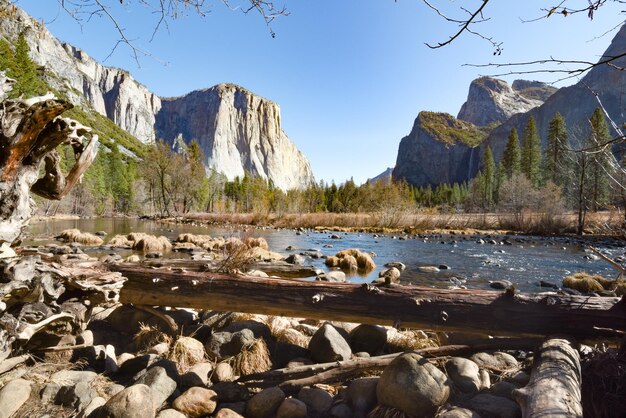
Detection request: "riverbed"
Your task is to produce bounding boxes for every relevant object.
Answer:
[26,217,625,292]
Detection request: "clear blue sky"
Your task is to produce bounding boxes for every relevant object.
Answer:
[15,0,626,184]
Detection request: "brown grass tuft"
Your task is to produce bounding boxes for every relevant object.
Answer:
[563,272,613,293]
[386,329,437,353]
[340,255,359,272]
[245,237,269,250]
[356,251,376,272]
[56,228,103,245]
[133,323,172,352]
[168,336,206,373]
[132,235,172,252]
[108,234,132,246]
[333,248,376,273]
[232,338,272,376]
[273,328,311,348]
[367,405,411,418]
[325,256,340,267]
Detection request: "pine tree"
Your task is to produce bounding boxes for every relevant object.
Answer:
[482,146,495,207]
[0,38,15,75]
[587,108,612,211]
[521,116,542,187]
[13,33,41,97]
[544,112,570,187]
[502,128,521,178]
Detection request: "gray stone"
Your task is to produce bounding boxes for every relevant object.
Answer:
[246,387,285,418]
[317,271,346,282]
[210,382,249,403]
[56,379,98,411]
[297,387,333,416]
[134,366,178,409]
[377,352,450,417]
[41,370,98,404]
[214,408,244,418]
[156,409,186,418]
[180,362,213,388]
[471,352,519,371]
[309,323,352,363]
[172,387,218,418]
[489,381,518,399]
[92,384,156,418]
[205,329,256,361]
[0,379,31,418]
[285,254,305,265]
[329,403,353,418]
[378,267,401,283]
[445,357,482,393]
[384,261,406,271]
[223,320,271,340]
[346,377,378,418]
[212,362,235,383]
[117,354,159,377]
[507,371,530,386]
[276,398,307,418]
[489,280,513,289]
[78,396,106,418]
[437,407,482,418]
[217,402,246,416]
[467,393,521,418]
[349,324,388,355]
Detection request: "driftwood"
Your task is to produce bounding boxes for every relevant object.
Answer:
[239,337,545,391]
[111,263,626,339]
[0,71,98,245]
[512,337,583,417]
[588,246,626,275]
[139,258,320,279]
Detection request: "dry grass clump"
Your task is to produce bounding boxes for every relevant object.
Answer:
[333,248,376,273]
[56,229,103,245]
[108,234,132,246]
[232,338,272,376]
[132,235,172,252]
[168,336,206,372]
[273,328,311,348]
[563,272,615,293]
[368,405,412,418]
[134,323,172,352]
[386,329,437,353]
[245,236,269,250]
[177,233,215,249]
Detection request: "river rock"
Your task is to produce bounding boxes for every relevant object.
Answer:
[317,271,347,282]
[215,408,244,418]
[309,323,352,363]
[172,387,218,418]
[205,329,256,361]
[41,370,98,404]
[437,407,482,418]
[276,398,308,418]
[349,324,388,355]
[92,384,156,418]
[346,377,378,417]
[224,320,271,340]
[377,352,450,417]
[156,409,186,418]
[134,365,178,409]
[285,254,306,265]
[419,265,441,273]
[489,381,518,399]
[245,387,285,418]
[56,379,98,411]
[211,382,250,403]
[330,403,353,418]
[79,397,107,418]
[471,352,518,371]
[445,357,482,393]
[297,387,333,416]
[212,362,235,383]
[467,393,521,418]
[180,362,213,388]
[507,370,530,386]
[489,280,513,289]
[0,378,31,418]
[378,267,401,283]
[384,261,406,271]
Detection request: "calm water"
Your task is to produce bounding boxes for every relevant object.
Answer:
[26,218,625,292]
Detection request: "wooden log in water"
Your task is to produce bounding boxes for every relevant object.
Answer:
[110,263,626,339]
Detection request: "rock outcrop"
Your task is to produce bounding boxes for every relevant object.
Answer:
[392,112,485,187]
[156,84,314,190]
[0,3,315,189]
[457,77,555,126]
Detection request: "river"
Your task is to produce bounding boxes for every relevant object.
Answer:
[26,217,625,293]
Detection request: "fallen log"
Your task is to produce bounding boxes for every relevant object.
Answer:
[512,337,583,417]
[110,264,626,339]
[239,337,544,391]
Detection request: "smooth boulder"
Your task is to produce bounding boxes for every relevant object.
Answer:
[309,323,352,363]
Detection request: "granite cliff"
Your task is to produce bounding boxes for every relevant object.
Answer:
[393,78,554,187]
[0,2,314,189]
[156,84,314,190]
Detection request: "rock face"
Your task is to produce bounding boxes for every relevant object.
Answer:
[392,112,483,187]
[0,5,161,143]
[155,84,315,190]
[0,4,315,189]
[457,77,554,126]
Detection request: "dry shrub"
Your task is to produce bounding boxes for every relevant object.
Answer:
[245,236,269,250]
[273,328,310,348]
[334,248,376,273]
[340,255,358,272]
[108,234,132,246]
[133,235,172,252]
[582,345,626,417]
[563,272,613,293]
[177,233,213,248]
[134,323,172,352]
[325,256,340,267]
[168,336,206,372]
[232,338,272,376]
[367,405,411,418]
[386,329,437,353]
[56,228,103,245]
